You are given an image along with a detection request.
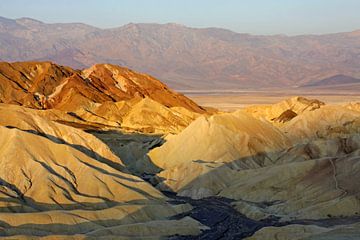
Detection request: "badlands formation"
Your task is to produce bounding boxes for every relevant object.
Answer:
[0,61,360,239]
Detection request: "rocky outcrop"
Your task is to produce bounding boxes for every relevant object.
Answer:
[0,61,206,133]
[0,61,205,113]
[272,109,298,123]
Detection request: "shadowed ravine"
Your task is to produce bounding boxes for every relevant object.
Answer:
[90,128,360,239]
[166,193,279,240]
[164,192,360,240]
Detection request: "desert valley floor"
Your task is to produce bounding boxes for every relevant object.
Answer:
[187,89,360,112]
[0,61,360,239]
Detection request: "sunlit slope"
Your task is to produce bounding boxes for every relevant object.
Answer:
[149,111,290,198]
[0,62,204,113]
[0,105,204,238]
[147,98,360,223]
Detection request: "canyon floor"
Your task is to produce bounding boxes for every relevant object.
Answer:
[1,62,360,239]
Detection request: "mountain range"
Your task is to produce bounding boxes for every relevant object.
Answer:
[301,74,360,87]
[1,16,360,89]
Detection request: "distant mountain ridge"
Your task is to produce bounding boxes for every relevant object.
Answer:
[301,74,360,87]
[1,16,360,89]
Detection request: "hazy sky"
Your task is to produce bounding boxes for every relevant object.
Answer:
[1,0,359,35]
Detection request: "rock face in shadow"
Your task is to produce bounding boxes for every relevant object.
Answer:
[272,109,297,123]
[245,222,360,240]
[89,130,164,176]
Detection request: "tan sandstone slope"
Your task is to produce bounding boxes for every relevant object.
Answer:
[282,105,360,141]
[0,105,205,239]
[245,222,360,240]
[73,97,200,133]
[148,110,291,198]
[147,98,360,225]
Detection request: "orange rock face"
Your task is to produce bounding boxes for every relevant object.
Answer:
[0,61,205,113]
[0,61,75,108]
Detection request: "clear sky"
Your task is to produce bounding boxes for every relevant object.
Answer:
[0,0,359,35]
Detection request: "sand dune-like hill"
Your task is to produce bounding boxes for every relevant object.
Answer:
[0,126,161,209]
[148,111,291,198]
[144,98,360,233]
[0,103,120,159]
[220,135,360,220]
[0,105,205,238]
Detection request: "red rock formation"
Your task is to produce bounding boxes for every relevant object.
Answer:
[0,61,205,113]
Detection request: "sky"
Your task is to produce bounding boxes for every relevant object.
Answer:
[0,0,360,35]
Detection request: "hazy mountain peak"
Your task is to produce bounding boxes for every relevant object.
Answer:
[16,17,44,25]
[165,22,187,27]
[302,74,360,88]
[0,16,14,23]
